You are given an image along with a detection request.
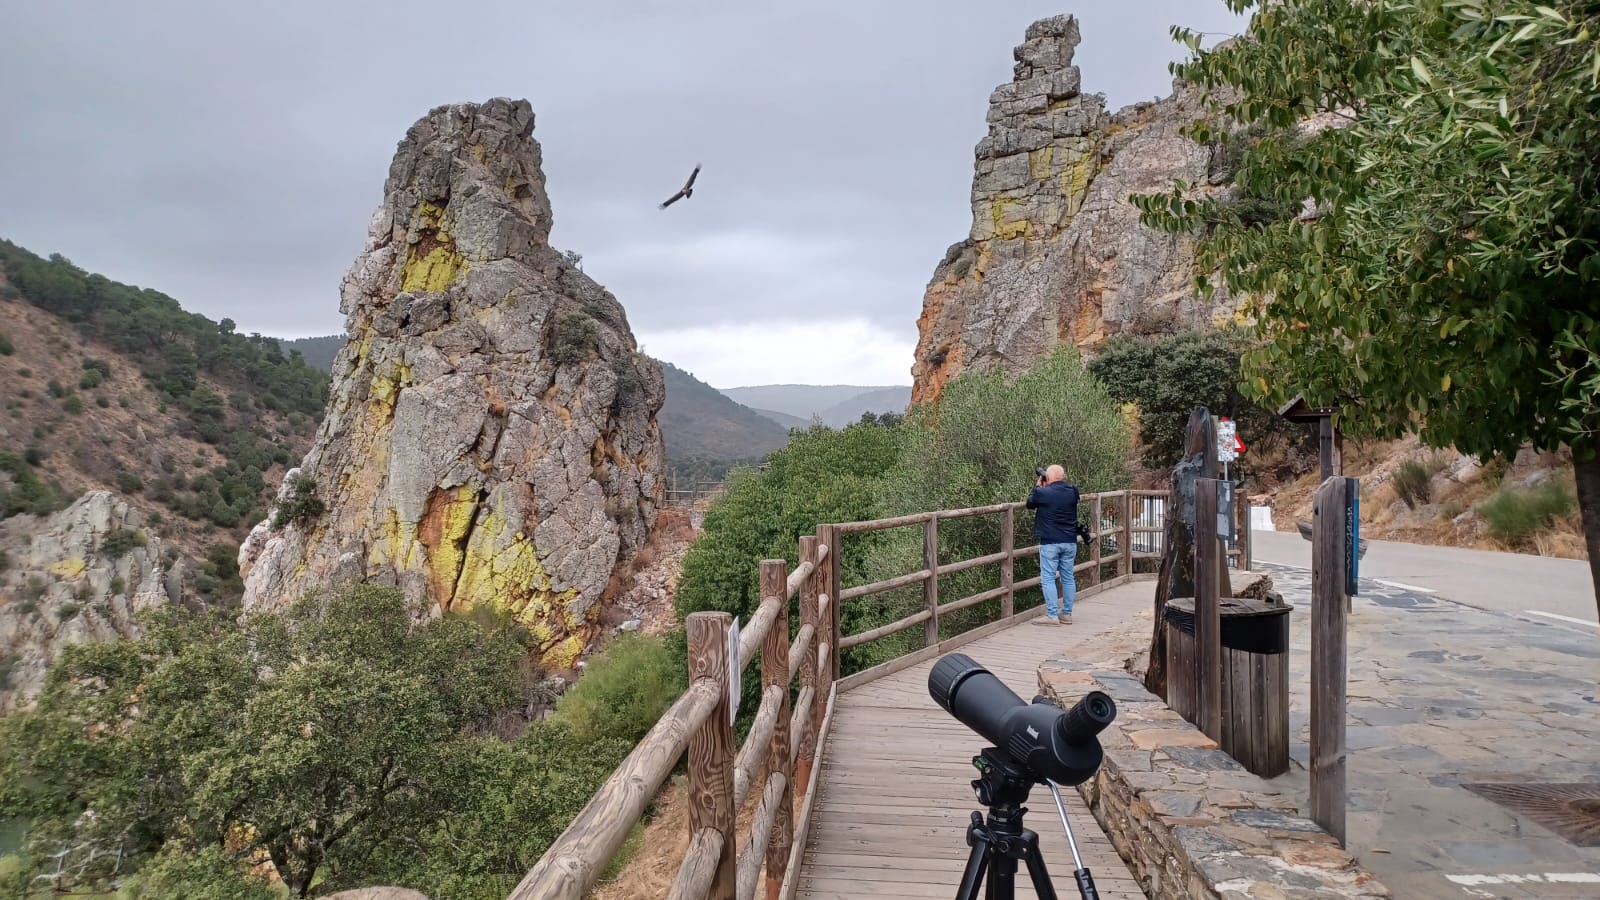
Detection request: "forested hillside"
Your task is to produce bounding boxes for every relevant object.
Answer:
[0,239,326,579]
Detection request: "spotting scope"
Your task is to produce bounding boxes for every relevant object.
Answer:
[928,652,1116,787]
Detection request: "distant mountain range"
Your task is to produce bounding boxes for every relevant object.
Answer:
[720,384,911,429]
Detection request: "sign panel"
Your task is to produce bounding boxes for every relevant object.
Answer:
[1343,477,1360,596]
[1217,418,1239,463]
[1216,479,1236,543]
[727,616,741,725]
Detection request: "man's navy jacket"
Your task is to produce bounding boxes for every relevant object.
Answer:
[1026,481,1087,545]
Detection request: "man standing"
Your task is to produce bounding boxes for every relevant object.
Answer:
[1026,464,1087,625]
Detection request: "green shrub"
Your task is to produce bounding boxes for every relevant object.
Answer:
[550,631,683,745]
[271,471,325,530]
[1478,480,1577,548]
[0,549,9,572]
[101,528,146,558]
[78,369,103,390]
[550,312,599,365]
[1439,499,1465,520]
[0,331,12,355]
[62,394,84,415]
[15,367,29,377]
[95,395,110,408]
[115,471,145,494]
[23,447,43,466]
[1392,459,1432,509]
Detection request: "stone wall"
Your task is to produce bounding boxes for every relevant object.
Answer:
[1038,658,1390,899]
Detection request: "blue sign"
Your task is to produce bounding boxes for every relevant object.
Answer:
[1343,476,1359,596]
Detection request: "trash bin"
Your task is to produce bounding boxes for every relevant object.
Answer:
[1164,596,1293,778]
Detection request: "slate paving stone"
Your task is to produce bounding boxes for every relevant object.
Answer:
[1251,562,1600,899]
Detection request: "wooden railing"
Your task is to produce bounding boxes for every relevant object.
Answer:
[513,537,835,900]
[515,489,1167,900]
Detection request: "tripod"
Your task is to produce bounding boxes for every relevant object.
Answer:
[954,747,1099,900]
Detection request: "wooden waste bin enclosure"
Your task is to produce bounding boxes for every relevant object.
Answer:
[1165,597,1293,778]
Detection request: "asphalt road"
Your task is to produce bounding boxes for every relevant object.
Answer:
[1249,528,1598,629]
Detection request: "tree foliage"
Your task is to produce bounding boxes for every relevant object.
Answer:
[1134,0,1600,595]
[1137,0,1599,457]
[0,582,657,898]
[1088,329,1314,475]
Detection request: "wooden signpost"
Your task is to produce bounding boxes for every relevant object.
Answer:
[1310,476,1355,846]
[1194,478,1225,741]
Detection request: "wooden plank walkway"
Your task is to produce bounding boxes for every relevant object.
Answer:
[795,582,1152,899]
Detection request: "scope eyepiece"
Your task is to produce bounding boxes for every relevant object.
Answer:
[928,652,1115,787]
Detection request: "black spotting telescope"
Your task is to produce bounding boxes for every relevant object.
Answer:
[928,652,1116,787]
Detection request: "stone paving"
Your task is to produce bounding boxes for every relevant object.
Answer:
[1258,562,1600,899]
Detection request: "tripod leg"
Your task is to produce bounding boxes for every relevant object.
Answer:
[955,825,990,900]
[1020,837,1061,900]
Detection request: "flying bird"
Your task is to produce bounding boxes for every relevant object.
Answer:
[659,163,701,209]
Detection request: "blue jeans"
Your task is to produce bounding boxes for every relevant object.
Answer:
[1039,542,1077,618]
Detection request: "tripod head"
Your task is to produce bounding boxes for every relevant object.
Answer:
[971,746,1037,810]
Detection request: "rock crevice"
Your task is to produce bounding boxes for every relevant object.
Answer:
[240,98,665,670]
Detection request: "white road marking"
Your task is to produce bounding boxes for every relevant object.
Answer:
[1520,610,1600,629]
[1446,872,1600,886]
[1374,579,1438,593]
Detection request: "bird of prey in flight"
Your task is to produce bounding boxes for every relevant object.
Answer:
[659,163,701,209]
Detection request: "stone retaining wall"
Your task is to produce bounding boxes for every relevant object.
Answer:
[1038,658,1390,899]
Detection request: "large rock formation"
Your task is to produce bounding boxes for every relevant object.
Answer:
[240,98,666,670]
[0,491,183,712]
[911,16,1244,402]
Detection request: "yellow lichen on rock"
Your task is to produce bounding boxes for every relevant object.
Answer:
[990,198,1032,241]
[1028,146,1055,180]
[401,244,463,293]
[49,558,86,578]
[450,490,586,668]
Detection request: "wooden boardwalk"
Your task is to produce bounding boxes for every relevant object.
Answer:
[795,582,1151,899]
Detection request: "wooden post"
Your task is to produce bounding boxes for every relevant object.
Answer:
[1090,495,1103,586]
[1238,496,1252,572]
[685,611,737,900]
[817,524,841,682]
[923,516,939,646]
[1311,477,1349,846]
[1119,491,1133,578]
[1318,418,1345,482]
[794,537,820,801]
[999,507,1015,618]
[759,559,793,900]
[1195,478,1223,742]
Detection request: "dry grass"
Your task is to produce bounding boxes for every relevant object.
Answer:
[1260,436,1586,560]
[593,763,776,899]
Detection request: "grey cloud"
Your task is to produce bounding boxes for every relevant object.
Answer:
[0,1,1244,342]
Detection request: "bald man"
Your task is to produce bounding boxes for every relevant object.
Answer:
[1026,464,1089,625]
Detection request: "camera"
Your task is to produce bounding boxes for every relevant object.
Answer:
[928,652,1115,787]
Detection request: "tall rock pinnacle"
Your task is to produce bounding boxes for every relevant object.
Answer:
[910,16,1245,403]
[240,98,665,670]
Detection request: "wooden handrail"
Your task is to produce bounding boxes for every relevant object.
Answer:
[518,489,1167,900]
[511,677,722,900]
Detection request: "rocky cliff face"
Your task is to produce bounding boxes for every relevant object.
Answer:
[0,491,183,712]
[910,16,1243,402]
[239,98,666,670]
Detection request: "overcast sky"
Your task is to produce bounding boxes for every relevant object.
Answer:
[0,2,1245,388]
